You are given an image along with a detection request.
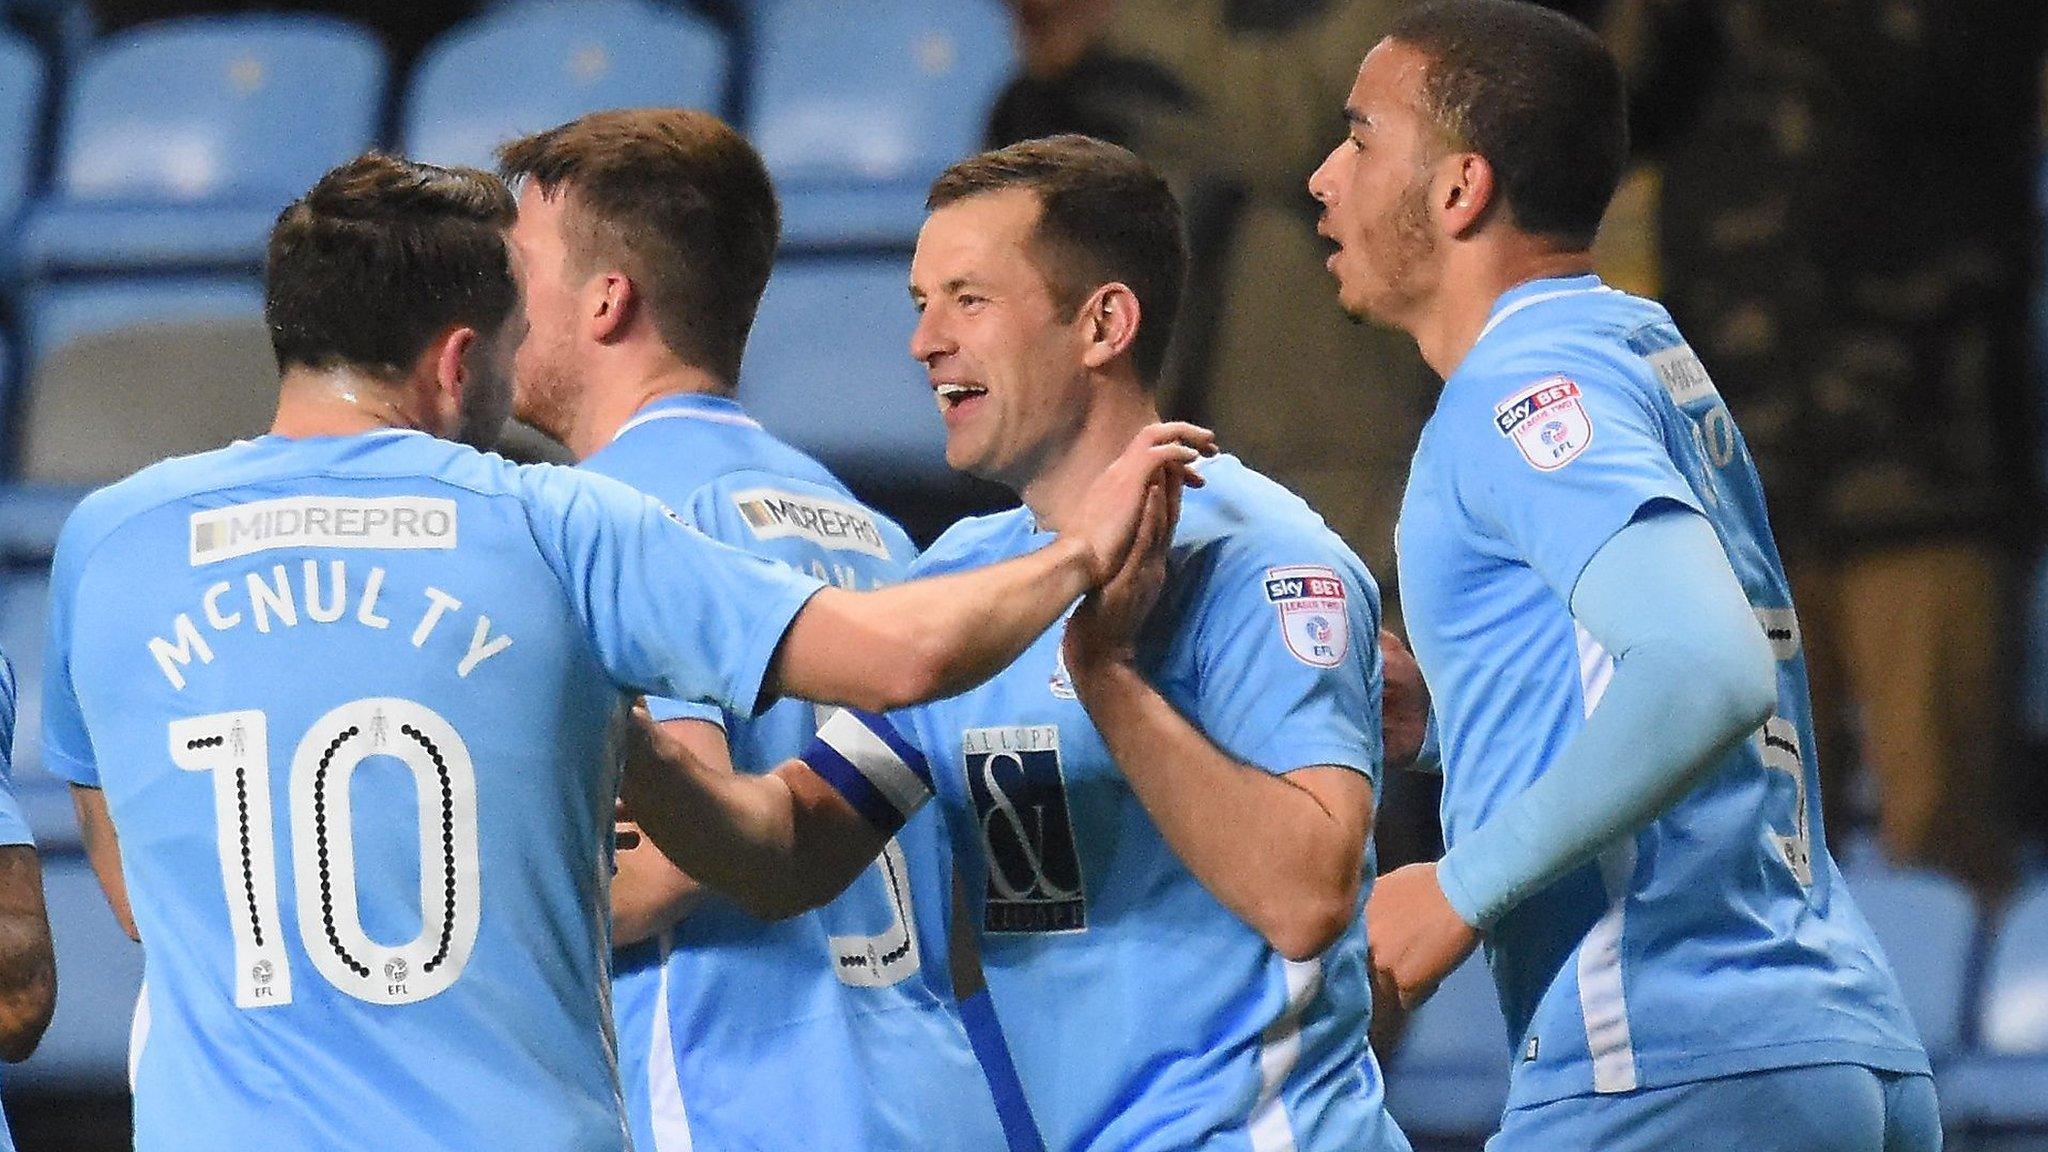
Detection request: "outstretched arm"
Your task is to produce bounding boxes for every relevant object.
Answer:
[1367,505,1775,1008]
[766,423,1212,712]
[0,845,54,1062]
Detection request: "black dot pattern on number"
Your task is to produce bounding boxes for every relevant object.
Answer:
[401,723,460,973]
[234,762,263,947]
[186,736,223,750]
[313,726,371,979]
[836,850,915,973]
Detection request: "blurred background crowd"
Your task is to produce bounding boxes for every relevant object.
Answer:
[0,0,2043,1148]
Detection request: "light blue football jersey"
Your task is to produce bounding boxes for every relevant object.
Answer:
[40,429,823,1151]
[806,456,1410,1152]
[1397,274,1929,1108]
[582,393,1004,1152]
[0,651,31,1152]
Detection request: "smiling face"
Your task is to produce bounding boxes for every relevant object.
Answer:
[1308,38,1447,329]
[907,188,1094,490]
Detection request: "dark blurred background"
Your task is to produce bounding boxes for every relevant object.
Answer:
[0,0,2042,1148]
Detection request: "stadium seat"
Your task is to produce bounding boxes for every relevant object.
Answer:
[404,0,729,172]
[1836,864,1978,1057]
[1936,882,2048,1137]
[0,30,47,266]
[1384,953,1510,1143]
[737,254,950,486]
[7,856,143,1093]
[747,0,1013,249]
[15,15,384,277]
[18,274,262,366]
[19,307,275,486]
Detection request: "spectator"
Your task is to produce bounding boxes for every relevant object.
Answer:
[1608,0,2048,896]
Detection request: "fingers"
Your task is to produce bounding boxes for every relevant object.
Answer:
[1132,420,1218,457]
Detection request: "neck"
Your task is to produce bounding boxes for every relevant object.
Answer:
[1411,241,1595,380]
[270,367,429,438]
[1017,379,1160,533]
[566,354,732,460]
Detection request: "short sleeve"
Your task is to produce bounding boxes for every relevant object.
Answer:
[1456,371,1701,601]
[802,708,935,835]
[1186,532,1383,787]
[520,466,826,718]
[42,499,103,788]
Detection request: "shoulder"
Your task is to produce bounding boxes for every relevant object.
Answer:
[1171,458,1379,616]
[912,506,1034,576]
[54,442,264,574]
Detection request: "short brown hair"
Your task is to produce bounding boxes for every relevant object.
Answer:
[266,152,517,378]
[927,135,1186,383]
[497,109,780,386]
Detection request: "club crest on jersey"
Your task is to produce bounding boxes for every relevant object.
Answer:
[1264,564,1349,667]
[1494,376,1593,471]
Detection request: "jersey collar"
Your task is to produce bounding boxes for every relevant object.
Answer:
[611,392,762,443]
[1474,273,1617,348]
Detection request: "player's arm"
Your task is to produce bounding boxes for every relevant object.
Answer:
[618,705,904,921]
[72,785,137,942]
[0,844,54,1062]
[1380,628,1431,771]
[1369,505,1775,1006]
[1064,485,1378,961]
[610,718,732,945]
[764,424,1211,712]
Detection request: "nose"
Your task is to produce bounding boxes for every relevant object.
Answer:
[909,305,950,366]
[1308,145,1343,206]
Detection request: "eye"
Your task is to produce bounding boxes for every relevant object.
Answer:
[958,293,986,311]
[1349,135,1367,152]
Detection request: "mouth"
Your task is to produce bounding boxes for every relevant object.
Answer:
[933,382,989,419]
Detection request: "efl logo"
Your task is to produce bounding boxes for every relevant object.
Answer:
[962,725,1086,934]
[1264,564,1349,668]
[1494,376,1593,471]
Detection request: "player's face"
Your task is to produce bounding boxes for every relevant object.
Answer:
[1309,39,1444,326]
[505,183,586,442]
[908,189,1094,489]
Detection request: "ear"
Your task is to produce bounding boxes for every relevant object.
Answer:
[1437,152,1497,239]
[429,325,478,431]
[1078,282,1141,372]
[587,272,637,344]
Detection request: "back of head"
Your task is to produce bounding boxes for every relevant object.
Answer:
[267,153,518,379]
[497,109,781,387]
[927,135,1187,384]
[1389,0,1627,249]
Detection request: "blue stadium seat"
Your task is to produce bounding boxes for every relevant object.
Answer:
[747,0,1012,249]
[737,254,949,485]
[7,856,143,1093]
[16,15,384,277]
[1940,882,2048,1137]
[19,275,262,365]
[1384,953,1510,1142]
[1837,864,1978,1058]
[404,0,729,172]
[0,30,47,266]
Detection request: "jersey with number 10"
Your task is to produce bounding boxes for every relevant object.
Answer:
[40,430,823,1151]
[584,393,1003,1152]
[1397,274,1928,1109]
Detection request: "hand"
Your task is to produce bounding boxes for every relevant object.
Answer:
[1065,421,1214,586]
[1005,0,1120,78]
[1380,629,1430,770]
[1366,862,1479,1011]
[1065,472,1179,671]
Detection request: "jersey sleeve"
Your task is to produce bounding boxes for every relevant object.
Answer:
[638,478,754,729]
[41,494,108,788]
[519,466,826,719]
[801,708,934,835]
[1455,369,1702,601]
[0,655,33,846]
[1186,531,1383,786]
